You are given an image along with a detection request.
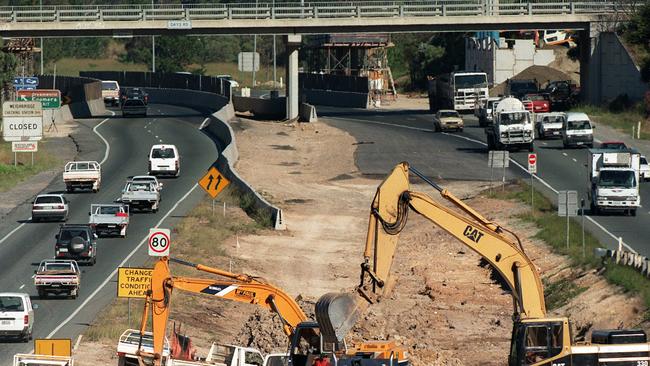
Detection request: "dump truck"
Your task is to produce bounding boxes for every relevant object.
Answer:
[588,149,641,216]
[485,97,534,151]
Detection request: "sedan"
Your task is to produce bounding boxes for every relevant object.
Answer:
[524,94,550,113]
[32,194,68,222]
[433,110,464,132]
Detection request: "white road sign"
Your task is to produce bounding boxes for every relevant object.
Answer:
[12,141,38,152]
[148,228,171,256]
[168,20,192,29]
[238,52,260,72]
[2,101,43,142]
[528,153,537,174]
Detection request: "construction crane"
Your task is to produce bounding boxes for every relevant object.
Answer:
[317,162,650,365]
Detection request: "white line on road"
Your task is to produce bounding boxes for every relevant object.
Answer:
[0,222,28,246]
[573,158,577,162]
[199,118,210,130]
[46,183,200,339]
[155,135,159,139]
[94,111,116,166]
[562,152,568,157]
[19,284,24,289]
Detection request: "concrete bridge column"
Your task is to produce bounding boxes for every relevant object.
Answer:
[285,34,301,120]
[579,24,600,104]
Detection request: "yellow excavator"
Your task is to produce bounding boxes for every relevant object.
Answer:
[137,257,408,365]
[318,162,650,366]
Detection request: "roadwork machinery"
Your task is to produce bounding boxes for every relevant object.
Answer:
[317,162,650,365]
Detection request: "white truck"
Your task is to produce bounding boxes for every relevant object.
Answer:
[535,112,566,139]
[34,259,80,299]
[89,204,129,238]
[588,149,641,216]
[428,71,488,112]
[13,354,74,366]
[63,161,101,193]
[485,97,534,152]
[120,181,160,213]
[117,329,170,366]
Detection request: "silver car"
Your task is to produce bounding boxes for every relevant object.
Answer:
[32,194,68,222]
[433,110,464,132]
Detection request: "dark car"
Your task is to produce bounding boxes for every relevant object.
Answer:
[120,87,149,105]
[599,141,628,150]
[507,79,539,99]
[54,224,97,265]
[545,80,577,110]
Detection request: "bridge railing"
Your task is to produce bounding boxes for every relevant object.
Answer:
[0,0,627,22]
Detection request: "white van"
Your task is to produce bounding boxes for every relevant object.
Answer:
[0,293,35,342]
[562,112,594,148]
[148,144,180,177]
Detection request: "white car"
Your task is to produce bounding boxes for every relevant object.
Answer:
[131,175,163,192]
[148,144,180,177]
[32,194,69,222]
[641,156,650,181]
[0,293,35,342]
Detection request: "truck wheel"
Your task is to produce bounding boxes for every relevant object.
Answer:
[21,332,30,343]
[37,288,46,298]
[66,186,72,193]
[591,202,599,215]
[630,209,637,217]
[70,290,78,300]
[90,257,96,266]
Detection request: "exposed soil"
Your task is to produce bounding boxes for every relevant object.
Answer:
[73,106,649,365]
[490,65,572,97]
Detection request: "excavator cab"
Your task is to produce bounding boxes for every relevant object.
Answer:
[288,322,336,366]
[508,318,571,366]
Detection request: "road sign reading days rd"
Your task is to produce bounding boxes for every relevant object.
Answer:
[199,166,231,199]
[148,228,171,256]
[528,153,537,174]
[117,267,152,298]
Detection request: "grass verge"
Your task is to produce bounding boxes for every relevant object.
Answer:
[0,141,62,192]
[571,104,648,140]
[487,181,650,311]
[84,187,264,342]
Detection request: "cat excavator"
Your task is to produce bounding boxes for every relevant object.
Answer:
[317,162,650,365]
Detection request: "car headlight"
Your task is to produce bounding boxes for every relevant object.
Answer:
[500,132,507,137]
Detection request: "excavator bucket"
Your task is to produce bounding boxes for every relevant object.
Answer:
[315,292,368,343]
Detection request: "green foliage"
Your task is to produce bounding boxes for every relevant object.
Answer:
[571,104,648,139]
[604,264,650,312]
[0,49,17,86]
[44,38,108,63]
[623,1,650,82]
[543,278,587,310]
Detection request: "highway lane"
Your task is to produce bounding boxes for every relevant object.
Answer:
[319,106,650,256]
[0,104,216,362]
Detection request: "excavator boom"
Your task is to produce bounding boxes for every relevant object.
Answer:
[316,162,546,344]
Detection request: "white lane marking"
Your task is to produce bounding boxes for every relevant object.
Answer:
[0,222,28,246]
[573,158,577,162]
[46,183,200,338]
[94,111,116,166]
[155,135,159,139]
[439,131,636,252]
[326,116,433,132]
[562,152,568,157]
[19,284,24,289]
[159,139,163,143]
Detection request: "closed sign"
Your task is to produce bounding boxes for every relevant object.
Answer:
[2,101,43,142]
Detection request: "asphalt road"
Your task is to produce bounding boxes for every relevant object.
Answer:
[0,104,216,361]
[319,106,650,257]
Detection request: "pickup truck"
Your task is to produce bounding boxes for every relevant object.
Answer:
[13,354,74,366]
[63,161,101,193]
[117,329,170,366]
[89,204,129,238]
[34,259,80,299]
[120,181,160,213]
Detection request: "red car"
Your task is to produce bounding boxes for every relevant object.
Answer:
[524,94,550,113]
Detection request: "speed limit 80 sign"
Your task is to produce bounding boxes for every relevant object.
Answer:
[148,228,171,257]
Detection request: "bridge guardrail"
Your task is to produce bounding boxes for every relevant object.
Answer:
[0,0,627,23]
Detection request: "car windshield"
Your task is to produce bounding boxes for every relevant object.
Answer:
[102,82,118,90]
[526,95,546,101]
[544,116,565,124]
[501,112,528,125]
[152,148,175,159]
[487,101,497,109]
[511,82,537,94]
[35,196,62,204]
[0,296,24,312]
[133,178,154,184]
[601,142,626,149]
[454,74,487,88]
[599,170,636,188]
[44,263,74,271]
[60,229,88,241]
[568,120,591,130]
[642,157,648,165]
[99,206,119,215]
[130,183,151,191]
[440,111,460,118]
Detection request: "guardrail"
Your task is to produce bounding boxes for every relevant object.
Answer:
[0,1,627,22]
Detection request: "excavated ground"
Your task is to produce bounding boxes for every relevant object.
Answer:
[73,99,649,365]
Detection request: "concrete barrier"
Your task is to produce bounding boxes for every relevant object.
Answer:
[143,87,282,228]
[38,75,107,119]
[300,89,369,108]
[232,96,286,120]
[299,103,317,123]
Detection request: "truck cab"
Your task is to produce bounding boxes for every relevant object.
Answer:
[588,149,640,216]
[485,97,534,152]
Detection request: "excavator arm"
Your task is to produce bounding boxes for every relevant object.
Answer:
[316,162,546,344]
[140,257,308,366]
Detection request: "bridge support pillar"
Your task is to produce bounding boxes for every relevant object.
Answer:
[285,34,301,120]
[579,24,600,104]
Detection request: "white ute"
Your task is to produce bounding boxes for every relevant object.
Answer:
[13,354,74,366]
[117,329,170,366]
[89,204,129,237]
[34,259,80,299]
[149,144,180,177]
[0,293,35,342]
[63,161,101,193]
[121,181,160,213]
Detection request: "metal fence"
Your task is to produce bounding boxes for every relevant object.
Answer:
[0,1,627,22]
[299,73,369,93]
[79,71,231,99]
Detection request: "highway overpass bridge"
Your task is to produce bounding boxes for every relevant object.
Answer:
[0,0,628,117]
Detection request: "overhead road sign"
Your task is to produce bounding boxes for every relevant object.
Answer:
[117,267,153,298]
[168,20,192,29]
[148,228,171,257]
[199,166,230,199]
[2,101,43,142]
[17,89,61,109]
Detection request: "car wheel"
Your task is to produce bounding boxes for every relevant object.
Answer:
[21,332,29,343]
[459,128,464,132]
[91,257,97,266]
[37,288,46,298]
[32,217,39,223]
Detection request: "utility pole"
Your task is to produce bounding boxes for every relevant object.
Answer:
[272,0,276,89]
[151,0,156,73]
[40,0,43,75]
[252,0,258,87]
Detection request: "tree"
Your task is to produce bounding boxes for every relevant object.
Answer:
[623,0,650,82]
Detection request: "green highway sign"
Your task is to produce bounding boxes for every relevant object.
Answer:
[17,89,61,109]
